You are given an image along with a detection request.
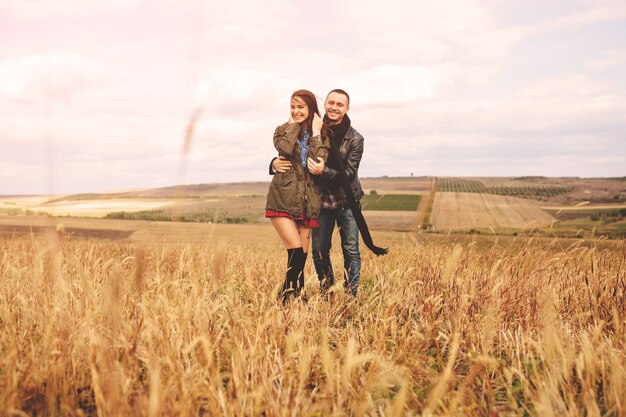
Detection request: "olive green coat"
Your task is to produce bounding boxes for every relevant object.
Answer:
[265,122,330,219]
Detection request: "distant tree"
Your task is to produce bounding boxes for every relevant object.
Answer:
[370,190,378,195]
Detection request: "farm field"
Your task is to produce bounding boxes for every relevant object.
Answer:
[544,216,626,239]
[539,205,626,238]
[435,177,570,198]
[0,195,56,210]
[360,177,432,194]
[0,215,275,245]
[0,215,403,246]
[360,194,421,211]
[2,176,624,237]
[354,210,419,232]
[0,194,268,224]
[0,185,423,231]
[0,222,624,415]
[541,204,626,212]
[21,198,177,217]
[431,192,555,231]
[451,176,625,204]
[0,196,419,230]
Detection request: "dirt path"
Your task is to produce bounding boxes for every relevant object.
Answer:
[412,179,435,230]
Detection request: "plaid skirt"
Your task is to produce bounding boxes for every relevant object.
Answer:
[265,209,320,228]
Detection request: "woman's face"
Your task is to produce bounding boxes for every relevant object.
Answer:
[290,96,309,126]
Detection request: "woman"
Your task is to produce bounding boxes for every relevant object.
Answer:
[266,90,330,302]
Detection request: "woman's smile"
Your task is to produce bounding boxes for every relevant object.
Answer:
[290,97,309,126]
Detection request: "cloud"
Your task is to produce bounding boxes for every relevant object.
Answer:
[0,54,120,102]
[193,69,286,114]
[349,70,626,172]
[515,73,608,99]
[0,0,137,19]
[548,0,626,28]
[2,0,625,193]
[586,46,626,70]
[338,65,449,108]
[334,0,494,48]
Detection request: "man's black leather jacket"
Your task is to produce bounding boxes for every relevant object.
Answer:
[320,126,364,207]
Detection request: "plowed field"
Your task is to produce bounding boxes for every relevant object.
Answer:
[431,192,555,230]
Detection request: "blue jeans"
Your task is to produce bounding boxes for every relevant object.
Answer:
[312,207,361,296]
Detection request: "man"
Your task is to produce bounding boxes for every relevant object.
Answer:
[271,89,365,296]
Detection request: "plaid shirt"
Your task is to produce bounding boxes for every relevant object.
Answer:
[321,191,340,209]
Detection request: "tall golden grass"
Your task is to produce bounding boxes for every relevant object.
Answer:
[0,232,624,416]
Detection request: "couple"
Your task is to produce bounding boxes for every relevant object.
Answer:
[265,88,387,303]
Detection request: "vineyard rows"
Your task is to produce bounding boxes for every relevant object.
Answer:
[434,177,569,198]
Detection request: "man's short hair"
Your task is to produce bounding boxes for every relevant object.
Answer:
[327,89,350,105]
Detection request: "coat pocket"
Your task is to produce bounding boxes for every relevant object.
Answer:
[274,172,294,188]
[267,172,298,213]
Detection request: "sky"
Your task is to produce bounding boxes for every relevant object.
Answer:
[1,0,625,195]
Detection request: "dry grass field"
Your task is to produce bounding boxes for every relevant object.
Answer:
[0,215,403,249]
[431,192,555,231]
[357,211,419,232]
[0,215,276,245]
[0,219,624,416]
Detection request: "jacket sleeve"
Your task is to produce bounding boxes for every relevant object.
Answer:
[343,134,364,180]
[321,133,364,181]
[322,165,338,180]
[273,123,300,155]
[269,157,277,175]
[308,134,330,174]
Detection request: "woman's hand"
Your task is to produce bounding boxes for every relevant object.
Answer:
[312,113,322,136]
[288,115,295,124]
[307,156,325,175]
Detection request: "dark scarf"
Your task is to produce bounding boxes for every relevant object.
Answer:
[323,114,388,256]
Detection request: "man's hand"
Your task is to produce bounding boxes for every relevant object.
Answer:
[307,156,325,175]
[312,114,322,136]
[273,156,292,173]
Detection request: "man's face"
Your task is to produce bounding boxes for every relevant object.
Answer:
[324,92,349,124]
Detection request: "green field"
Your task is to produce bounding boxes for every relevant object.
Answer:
[540,207,626,238]
[546,218,626,239]
[360,194,421,211]
[543,207,626,220]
